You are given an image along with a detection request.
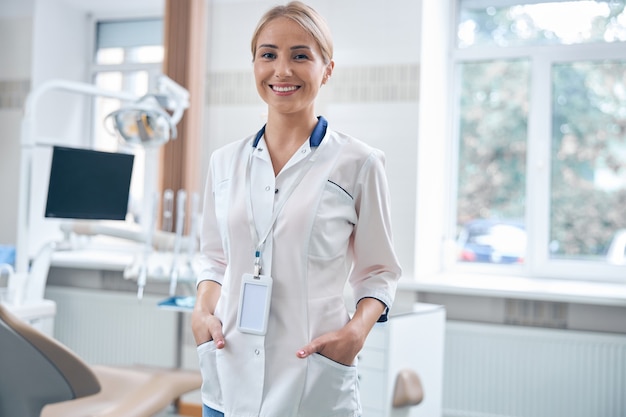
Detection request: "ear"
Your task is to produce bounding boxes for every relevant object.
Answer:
[322,60,335,85]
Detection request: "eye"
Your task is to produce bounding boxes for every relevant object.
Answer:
[259,52,276,60]
[292,49,314,61]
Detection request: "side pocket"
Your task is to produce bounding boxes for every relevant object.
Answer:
[196,341,223,409]
[299,353,360,417]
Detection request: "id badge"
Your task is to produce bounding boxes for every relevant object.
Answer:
[237,273,273,335]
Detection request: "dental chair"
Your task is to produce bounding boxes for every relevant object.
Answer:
[0,302,201,417]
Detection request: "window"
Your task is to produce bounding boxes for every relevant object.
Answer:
[90,18,164,223]
[452,0,626,281]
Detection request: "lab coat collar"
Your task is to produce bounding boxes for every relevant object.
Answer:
[252,116,328,148]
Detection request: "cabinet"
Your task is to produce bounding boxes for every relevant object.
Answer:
[358,303,445,417]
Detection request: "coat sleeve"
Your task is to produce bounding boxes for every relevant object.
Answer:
[348,149,401,317]
[194,152,227,287]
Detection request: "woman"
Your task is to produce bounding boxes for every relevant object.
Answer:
[192,2,401,416]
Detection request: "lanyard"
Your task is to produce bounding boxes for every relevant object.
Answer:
[245,117,327,276]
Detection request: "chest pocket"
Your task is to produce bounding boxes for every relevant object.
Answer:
[309,180,357,259]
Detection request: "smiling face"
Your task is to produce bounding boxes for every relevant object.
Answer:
[253,17,333,118]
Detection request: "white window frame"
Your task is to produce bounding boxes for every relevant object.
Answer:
[442,0,626,283]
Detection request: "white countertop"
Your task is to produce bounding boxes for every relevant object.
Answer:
[51,248,134,271]
[50,239,197,283]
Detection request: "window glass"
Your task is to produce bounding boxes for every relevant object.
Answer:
[458,0,626,48]
[550,60,626,263]
[96,48,125,65]
[456,60,529,264]
[96,46,164,65]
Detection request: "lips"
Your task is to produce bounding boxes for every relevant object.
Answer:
[271,84,300,93]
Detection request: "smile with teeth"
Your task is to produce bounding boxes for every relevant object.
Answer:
[271,85,300,92]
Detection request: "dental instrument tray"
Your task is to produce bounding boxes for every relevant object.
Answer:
[157,295,196,311]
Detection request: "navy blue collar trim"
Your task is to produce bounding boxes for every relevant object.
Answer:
[252,116,328,148]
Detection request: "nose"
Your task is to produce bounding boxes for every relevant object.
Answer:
[274,56,292,78]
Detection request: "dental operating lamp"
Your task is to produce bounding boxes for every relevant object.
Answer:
[105,75,189,147]
[13,75,189,305]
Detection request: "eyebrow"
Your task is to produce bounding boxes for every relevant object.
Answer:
[257,44,312,51]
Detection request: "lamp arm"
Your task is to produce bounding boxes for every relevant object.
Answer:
[23,79,138,142]
[156,75,190,125]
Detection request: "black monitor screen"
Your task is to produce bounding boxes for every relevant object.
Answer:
[45,146,134,220]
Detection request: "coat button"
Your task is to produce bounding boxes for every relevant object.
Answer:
[265,186,270,191]
[254,349,260,355]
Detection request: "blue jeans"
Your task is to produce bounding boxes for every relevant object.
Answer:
[202,404,224,417]
[202,403,359,417]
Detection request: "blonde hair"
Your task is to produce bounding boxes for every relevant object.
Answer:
[250,1,333,64]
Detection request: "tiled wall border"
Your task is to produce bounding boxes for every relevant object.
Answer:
[0,79,30,110]
[2,65,419,110]
[206,63,420,106]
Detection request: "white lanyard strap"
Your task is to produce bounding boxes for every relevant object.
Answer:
[244,117,328,276]
[245,147,317,275]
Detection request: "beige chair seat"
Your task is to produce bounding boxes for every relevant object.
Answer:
[0,303,201,417]
[41,365,201,417]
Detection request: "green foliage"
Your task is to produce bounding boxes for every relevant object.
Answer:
[457,60,528,225]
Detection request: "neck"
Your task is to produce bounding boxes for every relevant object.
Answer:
[262,111,319,176]
[264,112,318,147]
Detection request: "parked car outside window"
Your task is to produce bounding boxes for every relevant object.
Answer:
[457,219,526,264]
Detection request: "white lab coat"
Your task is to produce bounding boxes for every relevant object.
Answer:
[196,117,401,417]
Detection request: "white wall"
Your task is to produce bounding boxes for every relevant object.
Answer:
[0,18,32,79]
[0,17,32,245]
[30,0,90,139]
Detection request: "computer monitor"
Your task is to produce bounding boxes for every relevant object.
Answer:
[44,146,134,221]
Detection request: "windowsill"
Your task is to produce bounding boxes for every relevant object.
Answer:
[400,273,626,307]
